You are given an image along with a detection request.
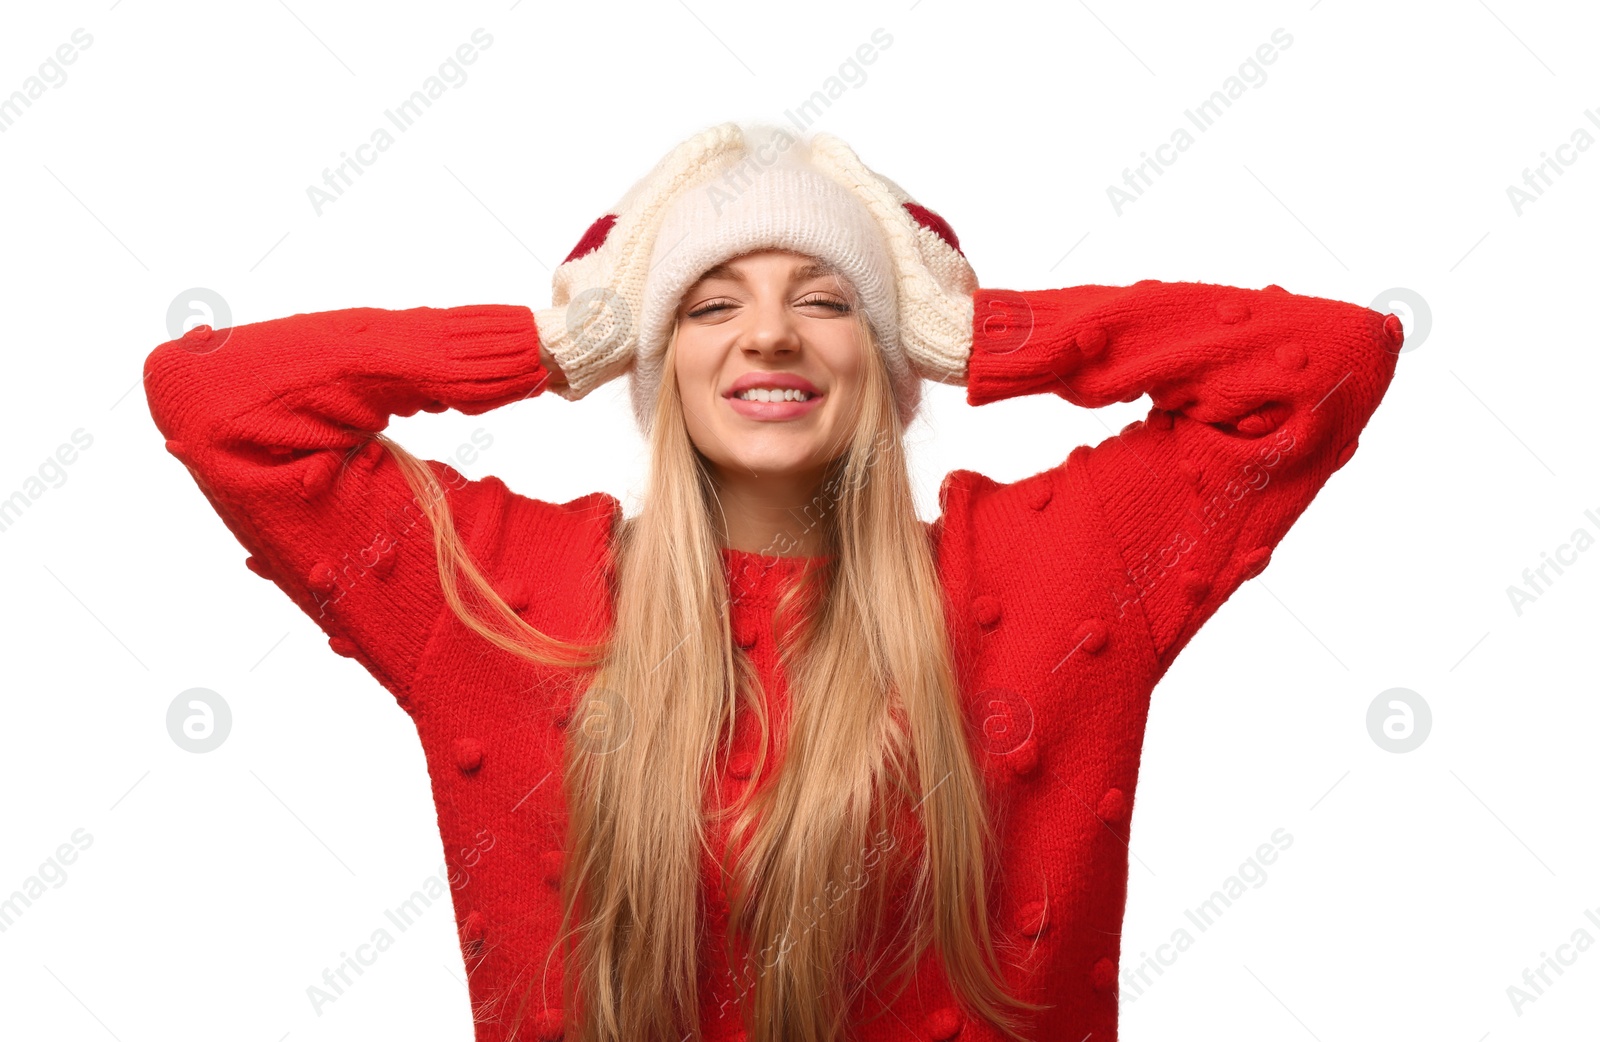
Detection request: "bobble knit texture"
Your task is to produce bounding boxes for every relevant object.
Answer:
[144,281,1402,1041]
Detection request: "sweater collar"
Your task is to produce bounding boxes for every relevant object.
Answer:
[720,545,833,606]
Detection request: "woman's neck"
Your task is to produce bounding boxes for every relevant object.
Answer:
[710,466,832,557]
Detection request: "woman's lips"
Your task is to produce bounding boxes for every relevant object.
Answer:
[726,392,825,421]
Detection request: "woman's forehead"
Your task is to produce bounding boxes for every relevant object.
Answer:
[692,251,840,285]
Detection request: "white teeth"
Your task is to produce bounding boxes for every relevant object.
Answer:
[737,387,812,402]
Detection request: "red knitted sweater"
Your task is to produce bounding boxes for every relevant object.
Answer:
[142,281,1402,1041]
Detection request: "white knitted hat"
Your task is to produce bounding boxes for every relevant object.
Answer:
[534,121,978,435]
[633,141,910,430]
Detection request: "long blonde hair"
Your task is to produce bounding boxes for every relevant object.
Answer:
[376,304,1047,1041]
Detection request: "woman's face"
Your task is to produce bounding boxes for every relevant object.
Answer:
[672,249,866,482]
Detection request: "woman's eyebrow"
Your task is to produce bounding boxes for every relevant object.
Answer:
[792,261,837,282]
[693,261,839,285]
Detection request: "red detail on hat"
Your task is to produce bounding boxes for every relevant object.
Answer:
[564,213,618,264]
[902,201,965,258]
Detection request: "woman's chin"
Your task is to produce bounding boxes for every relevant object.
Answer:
[716,440,830,482]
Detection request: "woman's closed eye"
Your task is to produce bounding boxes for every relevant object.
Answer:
[687,295,852,318]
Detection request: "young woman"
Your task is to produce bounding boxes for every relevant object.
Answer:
[143,123,1404,1042]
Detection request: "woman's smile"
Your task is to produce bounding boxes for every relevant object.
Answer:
[724,371,826,421]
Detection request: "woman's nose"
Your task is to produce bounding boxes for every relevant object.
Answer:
[738,300,801,357]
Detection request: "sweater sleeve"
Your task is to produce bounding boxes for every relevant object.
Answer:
[142,304,558,709]
[963,280,1403,669]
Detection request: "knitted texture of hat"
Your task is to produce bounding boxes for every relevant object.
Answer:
[532,123,747,404]
[534,121,979,435]
[631,137,912,434]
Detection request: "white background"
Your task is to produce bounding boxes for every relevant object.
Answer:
[1,0,1595,1038]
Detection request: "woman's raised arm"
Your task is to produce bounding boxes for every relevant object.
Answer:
[142,304,565,709]
[955,280,1403,671]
